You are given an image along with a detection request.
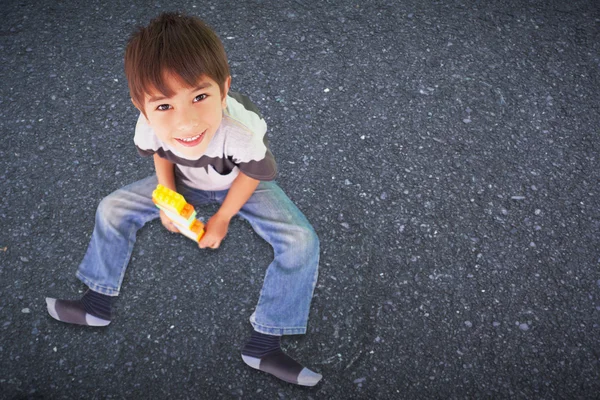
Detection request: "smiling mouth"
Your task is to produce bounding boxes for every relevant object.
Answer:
[175,131,205,147]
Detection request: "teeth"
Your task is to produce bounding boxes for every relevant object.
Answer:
[179,134,201,142]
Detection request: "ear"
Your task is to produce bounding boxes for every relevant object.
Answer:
[221,76,232,109]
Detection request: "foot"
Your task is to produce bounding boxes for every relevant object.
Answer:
[241,331,322,386]
[46,289,112,327]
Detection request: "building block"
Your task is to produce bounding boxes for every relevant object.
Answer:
[152,184,205,242]
[152,184,196,220]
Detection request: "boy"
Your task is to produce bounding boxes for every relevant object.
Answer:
[45,12,322,387]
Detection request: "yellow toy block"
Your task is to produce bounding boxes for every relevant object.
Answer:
[152,184,195,220]
[152,184,205,243]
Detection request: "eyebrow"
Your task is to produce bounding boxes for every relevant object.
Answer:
[148,82,213,103]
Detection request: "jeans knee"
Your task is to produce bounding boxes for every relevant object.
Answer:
[294,225,320,256]
[96,192,125,228]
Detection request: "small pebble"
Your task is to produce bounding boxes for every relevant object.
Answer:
[519,323,530,331]
[21,308,30,313]
[464,321,473,328]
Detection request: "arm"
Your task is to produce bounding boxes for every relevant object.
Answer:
[199,171,260,249]
[154,153,176,190]
[153,154,179,232]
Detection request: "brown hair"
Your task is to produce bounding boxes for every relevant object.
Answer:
[124,12,230,113]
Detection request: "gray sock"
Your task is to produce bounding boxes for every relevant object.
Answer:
[241,331,322,386]
[46,289,112,326]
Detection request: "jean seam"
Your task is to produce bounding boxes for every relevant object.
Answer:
[75,272,118,295]
[253,258,271,315]
[252,320,308,330]
[251,322,307,335]
[115,224,138,295]
[115,211,160,293]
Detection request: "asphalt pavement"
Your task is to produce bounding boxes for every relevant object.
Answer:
[1,0,599,398]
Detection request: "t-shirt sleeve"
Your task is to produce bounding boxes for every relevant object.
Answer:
[232,132,277,181]
[225,94,277,181]
[133,113,160,157]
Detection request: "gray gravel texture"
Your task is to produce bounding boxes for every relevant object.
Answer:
[1,0,599,399]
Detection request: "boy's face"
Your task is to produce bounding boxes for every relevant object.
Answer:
[139,72,231,159]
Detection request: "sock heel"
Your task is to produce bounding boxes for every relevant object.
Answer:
[85,313,111,326]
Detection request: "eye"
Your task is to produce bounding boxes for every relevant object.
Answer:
[156,104,171,111]
[193,94,207,103]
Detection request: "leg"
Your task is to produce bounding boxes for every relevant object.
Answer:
[46,175,160,326]
[235,181,320,335]
[75,175,160,295]
[226,181,321,386]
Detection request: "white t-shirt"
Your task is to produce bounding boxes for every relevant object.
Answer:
[134,92,277,191]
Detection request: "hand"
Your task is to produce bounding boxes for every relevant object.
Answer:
[159,210,180,233]
[199,213,231,249]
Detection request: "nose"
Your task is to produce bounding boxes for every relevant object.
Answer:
[175,105,199,131]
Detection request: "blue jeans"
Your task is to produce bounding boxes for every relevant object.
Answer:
[75,175,319,335]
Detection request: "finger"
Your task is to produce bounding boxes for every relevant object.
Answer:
[167,223,179,233]
[199,237,219,249]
